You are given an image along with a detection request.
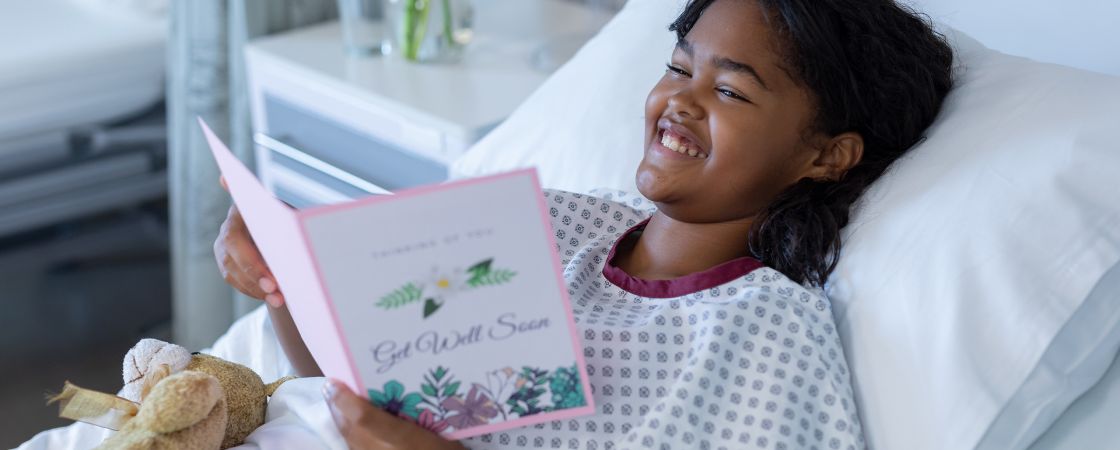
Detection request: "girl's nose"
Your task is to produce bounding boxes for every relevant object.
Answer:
[667,88,705,121]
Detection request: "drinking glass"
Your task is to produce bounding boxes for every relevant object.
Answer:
[339,0,385,55]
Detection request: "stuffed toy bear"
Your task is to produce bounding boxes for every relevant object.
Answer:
[51,338,293,449]
[98,369,229,449]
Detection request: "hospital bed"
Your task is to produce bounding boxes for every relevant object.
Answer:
[17,0,1120,449]
[0,0,167,238]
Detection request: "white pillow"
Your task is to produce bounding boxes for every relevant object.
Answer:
[826,29,1120,449]
[452,1,1120,449]
[449,0,677,193]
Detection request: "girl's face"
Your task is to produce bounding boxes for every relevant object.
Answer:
[638,0,825,223]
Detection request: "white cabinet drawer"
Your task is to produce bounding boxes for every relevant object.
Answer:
[256,94,451,207]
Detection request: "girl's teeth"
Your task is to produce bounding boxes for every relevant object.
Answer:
[659,130,706,158]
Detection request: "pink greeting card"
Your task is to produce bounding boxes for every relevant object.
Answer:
[200,119,593,439]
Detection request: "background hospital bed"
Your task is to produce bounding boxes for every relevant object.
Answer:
[0,1,173,443]
[0,0,168,237]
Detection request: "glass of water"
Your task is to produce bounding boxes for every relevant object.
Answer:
[338,0,385,55]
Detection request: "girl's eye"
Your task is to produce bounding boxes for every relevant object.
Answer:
[665,63,690,77]
[718,87,749,102]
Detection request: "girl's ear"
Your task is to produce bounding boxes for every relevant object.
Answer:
[810,132,864,180]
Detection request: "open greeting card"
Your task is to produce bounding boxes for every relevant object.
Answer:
[200,119,593,439]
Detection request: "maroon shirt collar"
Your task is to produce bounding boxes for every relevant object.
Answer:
[601,218,765,299]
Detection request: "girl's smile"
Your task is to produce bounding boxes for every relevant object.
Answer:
[652,118,709,159]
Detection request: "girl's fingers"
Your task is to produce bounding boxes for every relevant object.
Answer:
[260,279,285,307]
[264,293,285,308]
[216,204,280,304]
[226,227,274,299]
[227,267,262,302]
[323,380,394,448]
[231,259,269,299]
[259,277,278,294]
[323,379,462,450]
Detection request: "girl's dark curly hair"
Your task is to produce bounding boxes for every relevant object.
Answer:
[670,0,954,286]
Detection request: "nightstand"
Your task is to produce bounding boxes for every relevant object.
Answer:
[244,0,613,208]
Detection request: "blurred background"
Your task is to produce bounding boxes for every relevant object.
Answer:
[0,0,623,446]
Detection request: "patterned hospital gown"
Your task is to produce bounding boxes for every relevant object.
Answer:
[464,189,865,450]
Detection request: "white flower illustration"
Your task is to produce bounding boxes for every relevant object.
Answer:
[425,266,468,299]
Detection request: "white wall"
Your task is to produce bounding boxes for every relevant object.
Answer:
[903,0,1120,77]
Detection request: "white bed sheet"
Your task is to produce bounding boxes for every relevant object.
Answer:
[18,306,347,450]
[19,304,1120,450]
[0,0,165,146]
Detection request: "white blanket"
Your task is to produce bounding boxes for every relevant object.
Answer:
[18,305,348,450]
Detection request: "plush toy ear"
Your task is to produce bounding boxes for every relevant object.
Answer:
[120,339,192,402]
[140,371,227,434]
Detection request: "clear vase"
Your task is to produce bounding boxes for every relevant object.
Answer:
[381,0,474,63]
[338,0,385,55]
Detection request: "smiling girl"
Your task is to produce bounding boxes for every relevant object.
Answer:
[215,0,952,448]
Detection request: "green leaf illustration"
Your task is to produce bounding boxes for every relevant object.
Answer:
[467,269,517,288]
[467,258,493,279]
[442,381,461,397]
[506,366,551,416]
[549,364,586,409]
[422,383,438,397]
[432,366,447,381]
[422,298,442,318]
[375,282,423,310]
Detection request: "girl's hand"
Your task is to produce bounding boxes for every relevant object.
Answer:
[214,176,285,307]
[323,380,467,450]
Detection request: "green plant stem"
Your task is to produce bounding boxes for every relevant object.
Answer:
[410,0,432,60]
[403,0,417,59]
[441,0,454,47]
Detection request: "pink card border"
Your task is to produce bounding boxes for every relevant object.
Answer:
[296,169,596,439]
[294,218,366,397]
[199,117,359,390]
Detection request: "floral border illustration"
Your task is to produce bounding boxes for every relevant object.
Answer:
[367,363,586,433]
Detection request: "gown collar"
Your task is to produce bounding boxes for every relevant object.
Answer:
[602,218,765,299]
